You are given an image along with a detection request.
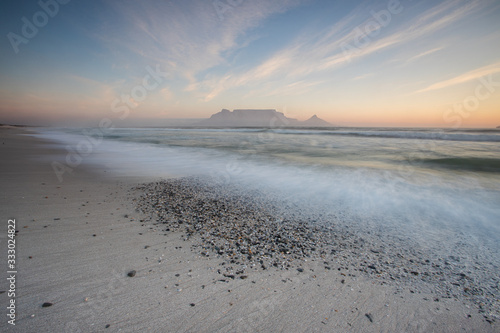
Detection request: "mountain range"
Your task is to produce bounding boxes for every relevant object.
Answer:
[198,109,331,127]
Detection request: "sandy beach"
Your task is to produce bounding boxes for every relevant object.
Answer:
[0,127,497,332]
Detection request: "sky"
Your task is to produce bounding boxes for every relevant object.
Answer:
[0,0,499,127]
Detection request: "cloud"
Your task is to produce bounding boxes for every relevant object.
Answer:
[414,60,500,94]
[352,73,374,81]
[405,46,445,63]
[244,79,324,98]
[100,0,303,83]
[192,0,488,101]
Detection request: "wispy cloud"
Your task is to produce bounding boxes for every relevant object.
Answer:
[100,0,303,83]
[193,0,488,101]
[415,60,500,94]
[352,73,374,81]
[245,79,324,98]
[406,46,445,63]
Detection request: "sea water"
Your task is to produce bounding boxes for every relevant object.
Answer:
[31,126,500,266]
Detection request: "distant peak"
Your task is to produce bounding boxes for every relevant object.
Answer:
[302,114,331,127]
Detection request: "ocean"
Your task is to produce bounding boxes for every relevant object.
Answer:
[31,126,500,268]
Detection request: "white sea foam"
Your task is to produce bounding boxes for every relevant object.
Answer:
[30,127,500,251]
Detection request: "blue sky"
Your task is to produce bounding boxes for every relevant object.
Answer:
[1,0,499,127]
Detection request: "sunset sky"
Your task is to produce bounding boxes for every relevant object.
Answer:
[1,0,499,127]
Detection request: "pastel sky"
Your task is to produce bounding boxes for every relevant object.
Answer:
[1,0,499,127]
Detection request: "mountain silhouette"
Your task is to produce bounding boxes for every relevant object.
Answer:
[199,109,331,127]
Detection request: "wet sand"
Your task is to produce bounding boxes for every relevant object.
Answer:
[0,126,497,332]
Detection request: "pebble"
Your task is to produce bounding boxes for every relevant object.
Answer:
[135,177,348,277]
[133,176,500,322]
[41,302,53,308]
[127,270,137,277]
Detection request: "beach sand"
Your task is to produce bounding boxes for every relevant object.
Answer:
[0,127,497,332]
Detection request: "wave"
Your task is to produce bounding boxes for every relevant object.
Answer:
[81,126,500,143]
[413,157,500,172]
[269,128,500,142]
[28,127,500,246]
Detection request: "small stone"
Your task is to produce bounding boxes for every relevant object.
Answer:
[42,302,53,308]
[105,324,110,328]
[297,268,304,272]
[127,270,137,277]
[365,313,374,323]
[190,303,195,307]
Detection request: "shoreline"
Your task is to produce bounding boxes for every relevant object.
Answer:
[0,127,497,332]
